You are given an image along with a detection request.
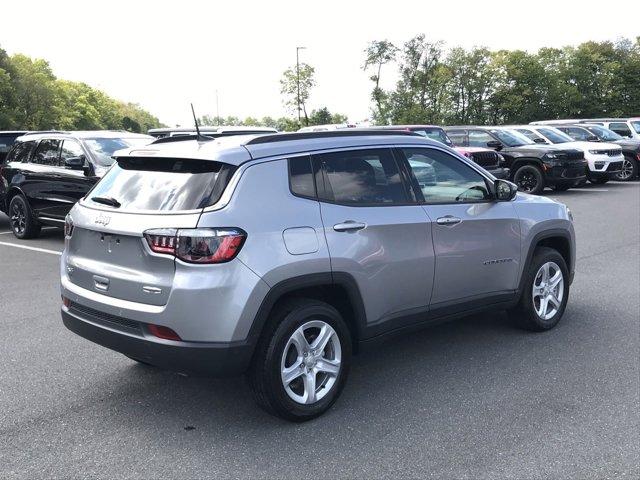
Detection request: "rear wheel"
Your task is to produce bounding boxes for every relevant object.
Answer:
[509,247,569,331]
[513,165,544,194]
[615,156,638,181]
[9,195,41,239]
[249,298,352,422]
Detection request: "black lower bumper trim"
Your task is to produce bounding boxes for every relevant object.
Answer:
[62,310,253,377]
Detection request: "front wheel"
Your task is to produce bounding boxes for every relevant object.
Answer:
[9,195,41,239]
[509,247,569,331]
[513,165,545,195]
[249,298,352,422]
[615,156,638,181]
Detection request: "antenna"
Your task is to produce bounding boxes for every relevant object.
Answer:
[190,103,209,142]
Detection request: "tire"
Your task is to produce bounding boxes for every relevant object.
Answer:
[553,184,571,191]
[248,298,352,422]
[513,165,545,195]
[509,247,569,332]
[615,155,638,181]
[9,195,41,239]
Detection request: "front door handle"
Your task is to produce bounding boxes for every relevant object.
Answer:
[333,221,366,232]
[436,215,461,226]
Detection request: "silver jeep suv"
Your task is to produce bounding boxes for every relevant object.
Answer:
[60,131,575,421]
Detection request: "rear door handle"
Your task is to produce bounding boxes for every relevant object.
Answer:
[436,215,461,226]
[333,221,366,232]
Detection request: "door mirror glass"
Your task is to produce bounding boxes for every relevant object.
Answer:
[587,135,600,142]
[486,140,503,150]
[494,179,518,201]
[64,155,85,169]
[533,137,547,144]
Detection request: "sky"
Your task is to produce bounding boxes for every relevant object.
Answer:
[1,0,638,127]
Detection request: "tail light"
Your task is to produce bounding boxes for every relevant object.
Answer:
[143,228,246,264]
[64,214,74,238]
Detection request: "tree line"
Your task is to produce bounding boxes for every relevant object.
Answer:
[363,36,640,126]
[0,46,163,133]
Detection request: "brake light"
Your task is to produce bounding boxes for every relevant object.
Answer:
[143,228,246,264]
[148,324,181,341]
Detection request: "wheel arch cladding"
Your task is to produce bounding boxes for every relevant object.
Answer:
[247,272,367,354]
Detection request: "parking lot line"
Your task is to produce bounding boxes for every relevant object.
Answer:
[0,241,62,256]
[0,227,58,235]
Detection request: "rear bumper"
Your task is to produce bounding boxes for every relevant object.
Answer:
[62,308,254,377]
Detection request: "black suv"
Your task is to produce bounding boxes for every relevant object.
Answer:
[368,125,509,179]
[0,130,152,239]
[0,131,29,163]
[552,124,640,181]
[445,126,586,194]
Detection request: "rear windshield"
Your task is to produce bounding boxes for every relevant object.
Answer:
[85,157,233,211]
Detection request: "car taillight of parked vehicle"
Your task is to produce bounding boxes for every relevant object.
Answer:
[144,228,246,264]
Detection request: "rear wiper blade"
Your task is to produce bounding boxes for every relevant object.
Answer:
[91,196,121,208]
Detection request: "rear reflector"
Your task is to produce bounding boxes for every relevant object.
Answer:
[144,228,246,264]
[148,324,181,341]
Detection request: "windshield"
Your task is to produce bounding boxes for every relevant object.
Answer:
[631,121,640,134]
[585,125,622,141]
[83,137,152,167]
[489,129,535,147]
[537,127,573,144]
[414,128,453,146]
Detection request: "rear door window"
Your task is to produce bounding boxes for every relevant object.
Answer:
[86,157,233,211]
[32,139,61,165]
[313,148,408,205]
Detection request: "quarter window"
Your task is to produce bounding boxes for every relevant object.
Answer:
[32,139,61,166]
[401,148,491,204]
[314,149,408,205]
[5,141,36,163]
[288,156,316,199]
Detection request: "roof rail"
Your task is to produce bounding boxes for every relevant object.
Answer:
[22,130,69,136]
[245,129,419,145]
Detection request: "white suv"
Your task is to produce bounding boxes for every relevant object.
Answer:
[511,125,624,184]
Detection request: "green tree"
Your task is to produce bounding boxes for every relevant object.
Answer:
[363,40,398,124]
[280,62,315,127]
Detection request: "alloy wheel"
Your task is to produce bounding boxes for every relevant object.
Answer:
[532,261,564,321]
[617,159,634,181]
[280,320,342,405]
[10,201,26,235]
[515,171,537,192]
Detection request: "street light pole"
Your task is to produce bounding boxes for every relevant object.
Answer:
[296,46,306,126]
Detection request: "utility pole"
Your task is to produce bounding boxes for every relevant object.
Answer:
[296,46,306,126]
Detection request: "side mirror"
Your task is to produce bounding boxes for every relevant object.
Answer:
[586,136,600,142]
[533,138,547,144]
[64,155,85,170]
[494,179,518,201]
[486,140,503,150]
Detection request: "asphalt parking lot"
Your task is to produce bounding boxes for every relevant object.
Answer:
[0,182,638,479]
